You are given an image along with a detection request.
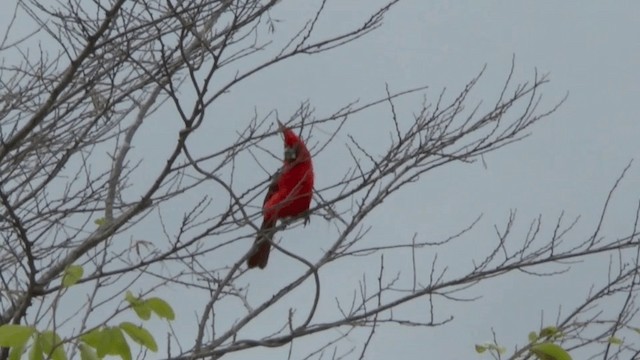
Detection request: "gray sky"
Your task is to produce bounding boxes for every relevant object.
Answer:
[230,1,640,358]
[2,1,640,359]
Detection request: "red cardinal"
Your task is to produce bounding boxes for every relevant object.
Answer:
[247,121,315,269]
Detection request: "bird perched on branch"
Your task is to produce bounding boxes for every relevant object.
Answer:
[247,121,314,269]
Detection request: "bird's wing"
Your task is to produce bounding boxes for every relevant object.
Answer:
[263,168,282,206]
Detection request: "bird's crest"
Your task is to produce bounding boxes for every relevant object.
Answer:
[278,120,302,147]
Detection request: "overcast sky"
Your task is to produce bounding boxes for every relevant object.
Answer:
[2,1,640,359]
[232,1,640,358]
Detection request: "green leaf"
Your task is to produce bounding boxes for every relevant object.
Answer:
[80,329,102,350]
[125,291,137,305]
[8,343,25,360]
[39,330,67,360]
[29,334,43,360]
[608,336,623,345]
[125,292,151,320]
[96,327,115,358]
[79,343,99,360]
[109,327,132,360]
[94,218,107,227]
[62,265,84,287]
[119,322,158,352]
[539,326,559,338]
[86,327,131,360]
[529,331,539,343]
[0,324,36,347]
[530,343,572,360]
[81,327,114,358]
[475,342,505,355]
[145,297,175,320]
[132,303,151,320]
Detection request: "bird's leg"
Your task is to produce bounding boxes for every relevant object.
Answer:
[280,212,311,228]
[291,212,311,226]
[279,217,291,230]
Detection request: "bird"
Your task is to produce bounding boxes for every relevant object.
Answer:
[247,121,314,269]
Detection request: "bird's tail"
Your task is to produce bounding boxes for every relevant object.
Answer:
[247,219,276,269]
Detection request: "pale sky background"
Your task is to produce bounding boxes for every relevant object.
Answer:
[2,1,640,359]
[216,2,640,358]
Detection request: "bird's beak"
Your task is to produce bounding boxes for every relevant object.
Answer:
[284,146,297,162]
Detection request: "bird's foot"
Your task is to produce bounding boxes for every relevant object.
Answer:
[280,213,311,228]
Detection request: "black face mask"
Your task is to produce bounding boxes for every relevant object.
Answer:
[284,146,297,162]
